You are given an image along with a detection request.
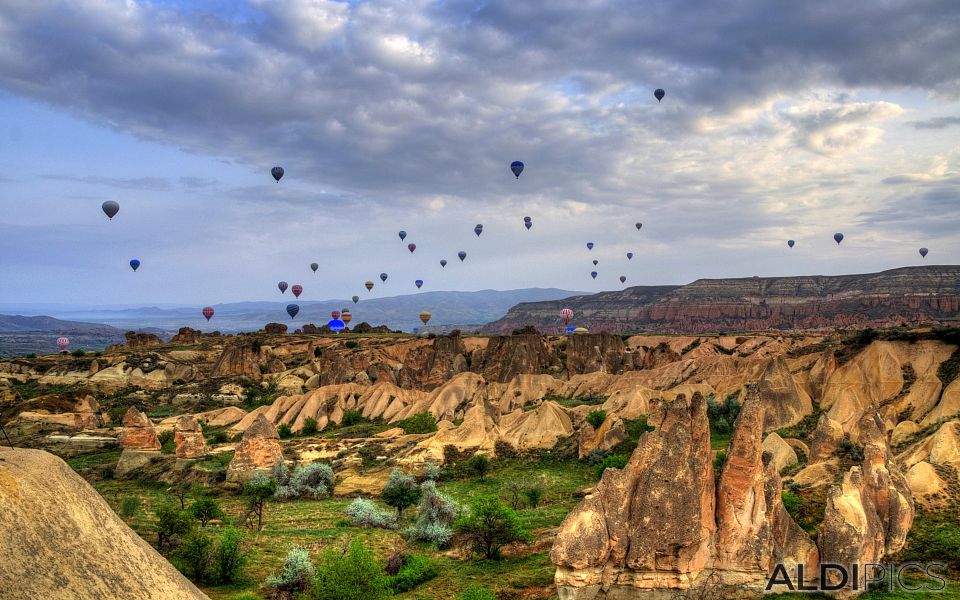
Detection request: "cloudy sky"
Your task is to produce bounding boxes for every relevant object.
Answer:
[1,0,958,307]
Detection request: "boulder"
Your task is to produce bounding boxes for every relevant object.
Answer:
[226,414,284,483]
[762,432,798,473]
[475,331,557,383]
[174,416,209,459]
[928,420,960,468]
[263,323,288,334]
[905,461,949,505]
[118,407,160,450]
[920,378,960,427]
[124,331,163,348]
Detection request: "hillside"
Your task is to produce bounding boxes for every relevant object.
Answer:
[0,315,127,357]
[485,265,960,333]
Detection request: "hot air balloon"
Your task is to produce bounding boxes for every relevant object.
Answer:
[593,259,598,266]
[787,240,795,248]
[398,230,407,241]
[458,251,467,261]
[310,262,319,273]
[523,216,532,222]
[380,273,388,282]
[365,281,374,291]
[331,310,341,320]
[271,166,284,182]
[510,161,524,179]
[286,304,299,319]
[565,325,576,335]
[440,259,447,268]
[654,89,665,102]
[292,284,303,298]
[419,311,432,325]
[278,281,288,294]
[920,247,929,258]
[586,242,594,250]
[573,327,589,334]
[408,243,416,253]
[102,201,120,220]
[352,295,360,304]
[627,252,633,260]
[635,222,642,230]
[834,233,844,245]
[57,337,70,353]
[341,310,352,326]
[524,221,532,230]
[129,259,140,271]
[590,271,598,279]
[202,306,214,321]
[474,224,483,237]
[328,319,345,333]
[415,280,423,289]
[620,275,627,283]
[560,308,573,325]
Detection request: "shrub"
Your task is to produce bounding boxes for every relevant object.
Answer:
[302,417,319,436]
[396,411,438,435]
[212,527,248,585]
[594,454,627,479]
[267,546,316,597]
[459,586,497,600]
[107,405,128,425]
[405,480,460,547]
[345,340,359,349]
[341,410,364,426]
[159,430,175,453]
[467,454,490,481]
[243,473,277,531]
[838,437,865,462]
[173,530,214,583]
[359,442,385,468]
[584,448,609,465]
[454,496,531,560]
[504,481,525,510]
[156,504,194,552]
[72,348,85,357]
[387,554,439,593]
[189,497,225,527]
[308,540,390,600]
[345,498,398,529]
[523,484,544,508]
[277,423,293,439]
[382,469,421,517]
[423,463,442,481]
[275,463,335,500]
[120,497,141,518]
[781,491,802,520]
[899,514,960,571]
[586,409,607,429]
[713,450,728,474]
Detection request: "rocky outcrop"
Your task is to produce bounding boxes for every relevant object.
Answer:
[263,323,288,334]
[762,432,798,473]
[474,331,557,383]
[210,341,262,381]
[73,395,103,429]
[757,357,812,431]
[578,413,627,459]
[397,331,467,389]
[226,414,284,483]
[808,414,844,462]
[0,448,208,600]
[565,333,626,375]
[124,331,163,348]
[118,407,160,450]
[173,416,208,459]
[170,327,202,345]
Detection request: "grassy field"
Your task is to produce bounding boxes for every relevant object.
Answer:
[77,453,595,599]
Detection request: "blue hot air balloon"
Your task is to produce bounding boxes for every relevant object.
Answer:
[271,166,284,182]
[415,280,423,289]
[654,89,665,102]
[458,251,467,262]
[586,242,594,250]
[627,252,633,260]
[510,161,524,179]
[788,240,795,248]
[440,259,447,267]
[398,230,407,241]
[129,259,140,271]
[565,325,576,334]
[286,304,299,319]
[474,224,483,237]
[834,233,844,245]
[328,318,345,333]
[590,271,598,279]
[919,247,929,258]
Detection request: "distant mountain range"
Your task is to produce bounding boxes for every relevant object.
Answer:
[484,266,960,334]
[0,315,127,357]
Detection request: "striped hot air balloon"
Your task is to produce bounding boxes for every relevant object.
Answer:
[419,311,432,325]
[57,337,70,353]
[560,308,573,326]
[292,284,303,298]
[202,306,214,321]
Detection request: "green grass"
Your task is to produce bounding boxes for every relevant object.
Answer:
[66,449,123,470]
[710,429,732,450]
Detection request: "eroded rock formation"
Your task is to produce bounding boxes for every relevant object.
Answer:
[226,414,284,483]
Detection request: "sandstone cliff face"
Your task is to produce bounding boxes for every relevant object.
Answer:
[210,341,262,381]
[397,331,467,389]
[474,331,557,382]
[170,327,202,345]
[565,333,625,375]
[118,407,160,450]
[174,416,209,459]
[757,357,812,431]
[227,414,284,483]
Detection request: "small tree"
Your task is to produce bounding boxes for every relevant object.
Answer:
[243,473,277,531]
[169,482,192,509]
[381,469,421,517]
[159,430,176,453]
[504,481,525,510]
[341,410,364,426]
[395,411,438,434]
[277,422,293,439]
[454,496,531,560]
[308,540,390,600]
[173,530,214,583]
[267,546,316,597]
[467,454,490,482]
[586,409,607,429]
[212,527,248,585]
[156,504,194,553]
[275,463,335,500]
[302,417,319,436]
[405,480,460,548]
[189,497,225,527]
[346,498,398,529]
[523,484,544,508]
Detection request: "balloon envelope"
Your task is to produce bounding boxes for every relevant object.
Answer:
[590,271,598,279]
[57,337,69,350]
[271,166,284,182]
[129,259,140,271]
[352,295,359,304]
[593,259,598,266]
[586,242,594,250]
[398,230,407,241]
[380,273,388,282]
[415,280,423,288]
[620,276,627,283]
[278,281,288,293]
[524,221,532,230]
[331,310,341,319]
[560,308,573,326]
[341,311,352,325]
[920,247,929,258]
[310,262,319,272]
[654,89,665,102]
[286,304,299,319]
[635,222,642,230]
[834,233,844,245]
[440,259,447,267]
[419,311,432,325]
[365,281,374,291]
[292,284,303,298]
[474,224,483,237]
[202,306,214,321]
[627,252,633,260]
[407,243,416,253]
[328,319,345,333]
[510,161,524,179]
[102,201,120,220]
[458,251,466,261]
[787,240,795,248]
[565,325,576,334]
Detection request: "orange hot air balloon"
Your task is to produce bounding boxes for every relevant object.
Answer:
[419,311,432,325]
[341,310,352,325]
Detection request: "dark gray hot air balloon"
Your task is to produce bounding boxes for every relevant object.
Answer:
[474,224,483,237]
[271,166,284,182]
[278,281,288,294]
[352,295,359,304]
[525,220,532,230]
[102,201,120,220]
[399,230,407,241]
[620,276,626,283]
[635,222,642,230]
[919,247,929,258]
[286,303,299,319]
[380,273,388,282]
[592,259,598,266]
[310,262,319,273]
[787,240,795,248]
[458,251,466,262]
[833,233,844,245]
[440,259,447,267]
[654,89,665,102]
[627,252,633,260]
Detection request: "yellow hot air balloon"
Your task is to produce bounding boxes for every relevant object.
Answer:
[573,327,589,334]
[365,280,374,291]
[419,311,432,325]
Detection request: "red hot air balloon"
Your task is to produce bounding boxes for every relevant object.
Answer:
[331,310,341,320]
[292,284,303,298]
[407,243,417,253]
[57,337,70,353]
[202,306,215,321]
[560,308,573,326]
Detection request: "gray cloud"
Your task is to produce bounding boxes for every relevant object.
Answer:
[909,116,960,129]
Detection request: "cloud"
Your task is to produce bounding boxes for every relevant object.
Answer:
[781,101,903,155]
[909,116,960,130]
